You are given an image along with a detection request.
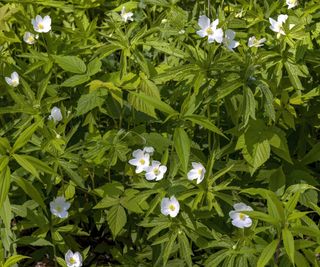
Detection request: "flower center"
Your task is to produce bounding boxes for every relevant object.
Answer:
[28,36,34,43]
[206,27,213,35]
[139,159,145,165]
[56,205,62,213]
[169,204,176,211]
[69,257,76,264]
[153,168,160,175]
[239,213,246,220]
[197,169,203,175]
[38,23,44,30]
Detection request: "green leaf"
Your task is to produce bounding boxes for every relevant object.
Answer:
[257,239,279,267]
[178,232,193,267]
[184,115,226,138]
[93,196,120,209]
[76,88,108,116]
[301,142,320,165]
[215,79,243,100]
[162,232,178,266]
[16,237,53,247]
[59,160,85,188]
[12,120,42,152]
[54,55,86,74]
[107,204,127,238]
[61,74,90,87]
[12,176,46,211]
[0,167,11,209]
[3,255,30,267]
[173,128,190,173]
[284,61,303,90]
[282,228,295,264]
[13,154,39,178]
[129,91,178,116]
[87,58,102,76]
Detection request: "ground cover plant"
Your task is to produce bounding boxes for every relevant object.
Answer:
[0,0,319,266]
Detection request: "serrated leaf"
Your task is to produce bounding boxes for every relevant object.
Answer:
[61,74,89,87]
[12,120,42,152]
[257,239,279,267]
[54,55,86,74]
[173,128,190,173]
[0,167,11,209]
[12,176,46,211]
[184,115,226,138]
[13,154,39,178]
[282,228,295,264]
[3,255,30,267]
[76,89,108,116]
[107,204,127,238]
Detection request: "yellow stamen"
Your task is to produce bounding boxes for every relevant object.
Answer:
[139,159,145,165]
[239,213,246,220]
[206,27,213,35]
[169,204,175,211]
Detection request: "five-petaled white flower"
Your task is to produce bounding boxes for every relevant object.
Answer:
[50,196,71,219]
[229,202,253,228]
[31,15,52,33]
[161,196,180,218]
[23,32,39,45]
[269,14,288,38]
[65,250,82,267]
[248,36,266,47]
[5,72,19,87]
[145,160,167,181]
[187,162,206,184]
[49,107,63,122]
[196,15,223,44]
[120,6,133,22]
[223,29,240,51]
[129,149,150,173]
[286,0,298,9]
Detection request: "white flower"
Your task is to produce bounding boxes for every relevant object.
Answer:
[145,160,167,181]
[196,15,223,44]
[286,0,298,9]
[50,196,71,219]
[269,14,288,37]
[143,146,154,155]
[65,250,82,267]
[120,6,133,22]
[223,30,240,51]
[5,72,19,87]
[128,149,150,173]
[23,32,38,44]
[31,15,51,33]
[178,29,185,34]
[48,106,63,122]
[229,202,253,228]
[161,196,180,218]
[187,162,206,184]
[248,36,266,47]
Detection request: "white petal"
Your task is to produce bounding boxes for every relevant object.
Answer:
[129,158,139,166]
[210,19,219,29]
[278,14,288,24]
[198,15,210,29]
[132,149,144,158]
[187,170,199,180]
[145,172,156,180]
[196,29,207,38]
[213,28,224,43]
[159,165,167,174]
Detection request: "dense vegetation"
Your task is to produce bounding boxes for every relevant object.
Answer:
[0,0,319,266]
